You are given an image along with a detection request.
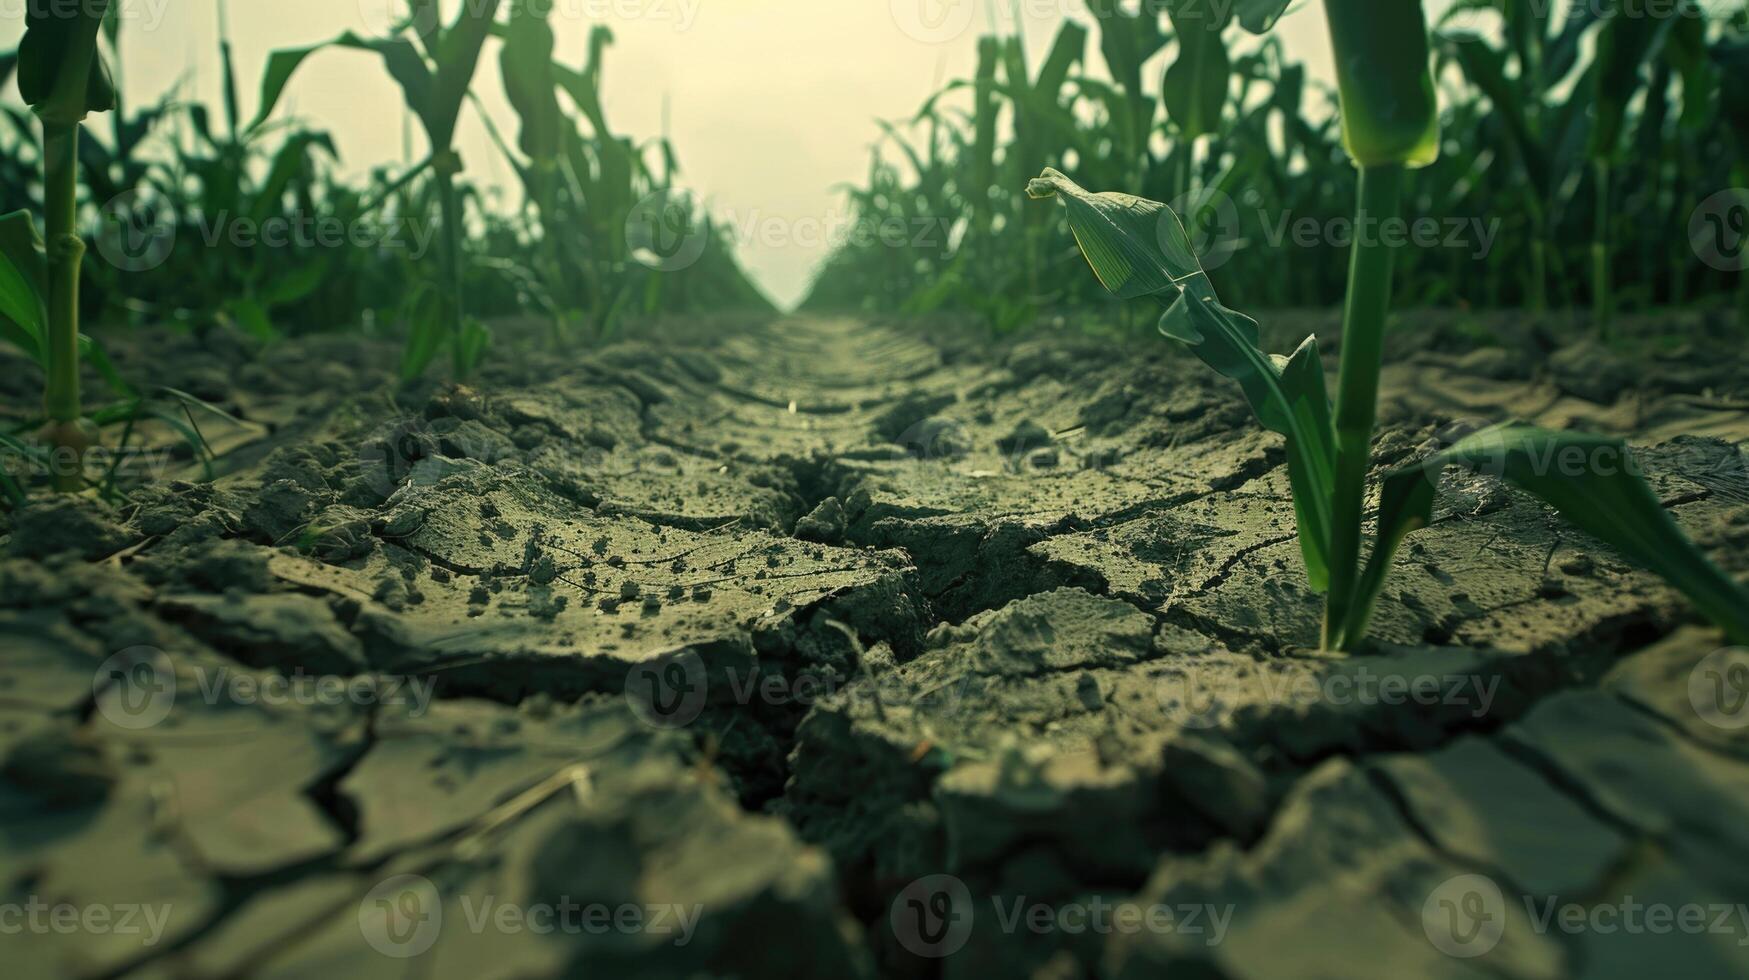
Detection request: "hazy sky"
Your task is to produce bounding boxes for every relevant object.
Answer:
[2,1,1358,308]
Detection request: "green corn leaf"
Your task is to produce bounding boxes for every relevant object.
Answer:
[249,35,434,141]
[1091,0,1168,95]
[1028,168,1336,591]
[1718,39,1749,148]
[1440,32,1550,191]
[78,333,136,398]
[1324,0,1440,168]
[499,0,563,163]
[398,285,446,381]
[1587,0,1685,161]
[1660,11,1714,131]
[0,210,47,365]
[456,317,492,377]
[1233,0,1293,34]
[224,298,279,341]
[1163,0,1233,141]
[1346,424,1749,648]
[972,37,1000,239]
[1033,20,1088,101]
[248,131,337,226]
[429,0,502,152]
[1278,334,1337,591]
[219,6,241,138]
[258,256,330,308]
[1089,0,1167,156]
[553,27,635,235]
[18,0,115,121]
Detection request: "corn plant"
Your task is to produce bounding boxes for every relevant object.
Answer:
[0,0,115,491]
[811,1,1744,323]
[481,20,770,338]
[1030,0,1749,649]
[251,0,502,379]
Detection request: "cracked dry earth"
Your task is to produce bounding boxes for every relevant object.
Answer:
[3,311,1749,978]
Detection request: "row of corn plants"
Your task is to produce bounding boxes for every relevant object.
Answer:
[0,0,770,497]
[1028,0,1749,652]
[805,0,1748,330]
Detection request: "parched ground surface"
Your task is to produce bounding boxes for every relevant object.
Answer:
[3,310,1749,978]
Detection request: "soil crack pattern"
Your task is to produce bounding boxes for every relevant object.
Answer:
[3,314,1748,977]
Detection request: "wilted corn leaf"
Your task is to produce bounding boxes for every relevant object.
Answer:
[1028,168,1337,590]
[1346,424,1749,647]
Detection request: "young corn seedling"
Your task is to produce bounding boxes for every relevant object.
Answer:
[0,0,116,491]
[1030,0,1749,649]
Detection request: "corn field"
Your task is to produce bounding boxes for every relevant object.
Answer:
[3,3,1749,978]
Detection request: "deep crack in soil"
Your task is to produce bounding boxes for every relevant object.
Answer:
[3,311,1748,978]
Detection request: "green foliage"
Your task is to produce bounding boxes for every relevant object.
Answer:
[1029,168,1336,591]
[1322,0,1440,167]
[0,0,768,499]
[809,3,1745,320]
[0,209,46,361]
[1162,0,1231,141]
[1360,425,1749,646]
[17,0,115,122]
[1033,172,1749,649]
